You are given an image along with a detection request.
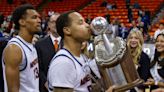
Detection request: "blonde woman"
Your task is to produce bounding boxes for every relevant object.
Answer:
[127,30,150,91]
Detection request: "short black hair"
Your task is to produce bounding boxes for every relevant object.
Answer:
[12,4,35,30]
[56,10,75,38]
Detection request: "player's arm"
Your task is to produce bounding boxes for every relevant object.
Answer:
[158,81,164,87]
[152,88,164,92]
[53,87,73,92]
[3,44,22,92]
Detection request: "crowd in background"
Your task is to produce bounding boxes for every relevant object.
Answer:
[0,0,163,41]
[0,0,163,92]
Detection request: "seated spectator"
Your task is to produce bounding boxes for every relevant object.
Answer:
[141,11,150,33]
[104,9,111,23]
[145,8,151,22]
[109,19,119,38]
[119,23,129,39]
[138,8,143,17]
[0,12,4,26]
[145,33,164,90]
[133,1,140,9]
[125,0,131,9]
[106,3,112,10]
[137,16,144,27]
[128,6,133,23]
[112,2,117,9]
[129,20,140,32]
[154,23,164,39]
[0,32,3,37]
[100,0,108,7]
[136,16,146,34]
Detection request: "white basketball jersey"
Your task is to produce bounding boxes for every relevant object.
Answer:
[2,36,39,92]
[48,48,92,92]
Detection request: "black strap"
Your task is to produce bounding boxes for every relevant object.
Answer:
[51,54,76,69]
[61,48,100,79]
[62,48,83,66]
[15,37,32,52]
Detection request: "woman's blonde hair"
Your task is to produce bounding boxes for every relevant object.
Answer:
[127,31,144,64]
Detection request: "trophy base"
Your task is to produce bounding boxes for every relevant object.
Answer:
[113,79,143,92]
[97,48,144,92]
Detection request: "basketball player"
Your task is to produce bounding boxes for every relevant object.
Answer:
[47,10,113,92]
[2,4,41,92]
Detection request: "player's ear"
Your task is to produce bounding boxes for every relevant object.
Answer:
[63,27,71,36]
[19,19,26,26]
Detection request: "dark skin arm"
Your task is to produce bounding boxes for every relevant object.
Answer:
[53,87,73,92]
[152,88,164,92]
[106,86,115,92]
[53,86,114,92]
[144,78,164,87]
[3,44,22,92]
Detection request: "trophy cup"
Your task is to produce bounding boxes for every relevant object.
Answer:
[90,17,143,92]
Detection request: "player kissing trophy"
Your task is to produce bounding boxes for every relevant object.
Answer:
[90,17,143,92]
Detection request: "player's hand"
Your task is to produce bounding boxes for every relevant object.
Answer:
[144,78,155,86]
[152,88,164,92]
[106,86,115,92]
[44,81,48,90]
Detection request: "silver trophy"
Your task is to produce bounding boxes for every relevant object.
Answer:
[91,17,143,92]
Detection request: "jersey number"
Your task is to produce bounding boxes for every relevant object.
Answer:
[34,67,39,79]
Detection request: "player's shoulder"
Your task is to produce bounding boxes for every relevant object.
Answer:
[50,49,75,67]
[5,43,21,54]
[3,43,22,65]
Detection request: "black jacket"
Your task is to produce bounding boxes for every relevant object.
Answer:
[35,36,63,92]
[137,51,151,82]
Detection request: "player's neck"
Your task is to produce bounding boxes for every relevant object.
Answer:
[64,39,82,57]
[18,29,33,43]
